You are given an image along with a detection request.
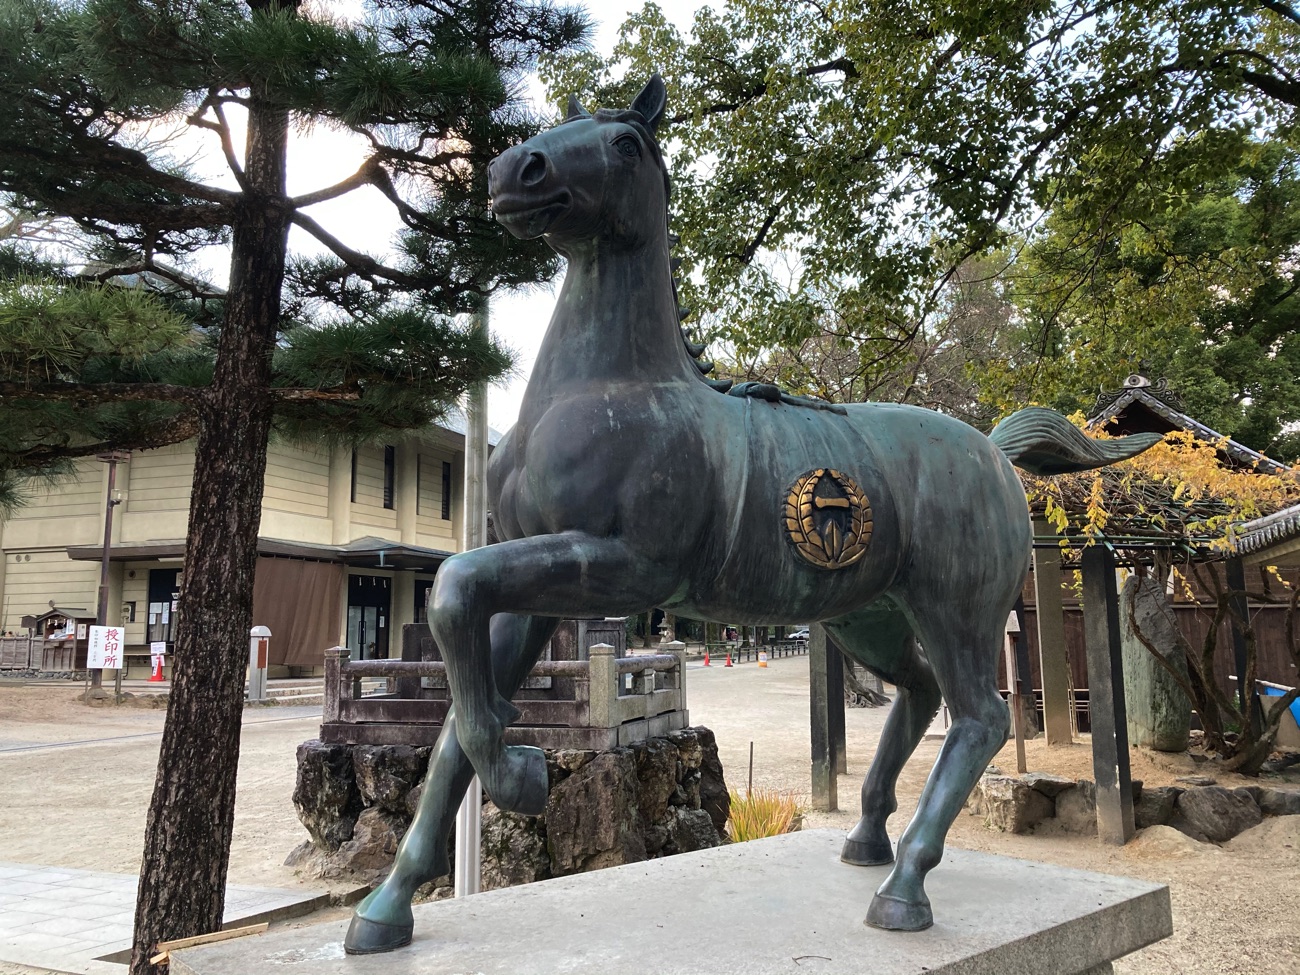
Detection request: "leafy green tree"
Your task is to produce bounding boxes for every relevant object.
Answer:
[983,135,1300,460]
[0,2,587,971]
[544,0,1300,420]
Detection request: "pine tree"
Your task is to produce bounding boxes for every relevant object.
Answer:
[0,2,588,971]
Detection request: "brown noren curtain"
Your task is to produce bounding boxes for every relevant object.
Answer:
[252,557,344,667]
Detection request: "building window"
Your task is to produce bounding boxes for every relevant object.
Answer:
[146,568,179,647]
[383,446,396,509]
[441,461,452,520]
[350,449,358,503]
[415,454,422,515]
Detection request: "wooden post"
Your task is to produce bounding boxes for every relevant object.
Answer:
[1080,545,1135,845]
[1224,557,1261,733]
[1003,611,1027,775]
[809,624,839,811]
[588,642,617,729]
[827,635,847,774]
[1032,519,1074,745]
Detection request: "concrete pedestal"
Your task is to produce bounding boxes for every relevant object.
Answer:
[173,830,1171,975]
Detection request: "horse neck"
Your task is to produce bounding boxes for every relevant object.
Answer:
[524,235,693,404]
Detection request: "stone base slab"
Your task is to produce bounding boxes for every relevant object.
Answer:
[173,829,1171,975]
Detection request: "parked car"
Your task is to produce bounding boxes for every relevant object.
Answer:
[788,627,810,640]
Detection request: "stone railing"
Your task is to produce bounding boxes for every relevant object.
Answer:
[320,641,689,750]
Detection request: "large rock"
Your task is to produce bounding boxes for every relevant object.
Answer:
[1023,772,1075,799]
[970,775,1054,833]
[666,807,722,853]
[546,749,646,873]
[1173,786,1262,843]
[692,727,731,834]
[290,727,731,892]
[293,806,411,886]
[1120,576,1191,752]
[630,737,679,823]
[353,744,430,814]
[1134,786,1180,829]
[293,740,363,851]
[1256,787,1300,817]
[1054,780,1097,835]
[480,802,550,891]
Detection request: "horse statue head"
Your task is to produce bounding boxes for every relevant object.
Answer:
[488,76,670,253]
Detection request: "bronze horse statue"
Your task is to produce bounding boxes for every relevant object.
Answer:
[345,76,1159,953]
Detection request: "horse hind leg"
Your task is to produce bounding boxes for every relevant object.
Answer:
[823,603,940,867]
[865,600,1009,932]
[344,613,558,955]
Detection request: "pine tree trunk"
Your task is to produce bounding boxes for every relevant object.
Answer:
[128,92,289,975]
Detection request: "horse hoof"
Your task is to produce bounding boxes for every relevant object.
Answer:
[864,892,933,932]
[488,745,549,815]
[343,913,413,955]
[841,836,894,866]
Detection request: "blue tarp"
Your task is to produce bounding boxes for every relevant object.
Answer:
[1262,685,1300,725]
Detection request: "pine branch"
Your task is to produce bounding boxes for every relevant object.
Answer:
[288,210,427,288]
[290,158,382,209]
[272,387,361,401]
[9,412,201,467]
[0,382,205,404]
[188,96,251,193]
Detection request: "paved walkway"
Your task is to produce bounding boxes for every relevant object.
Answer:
[0,862,323,974]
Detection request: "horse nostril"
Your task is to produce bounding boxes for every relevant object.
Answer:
[520,152,547,187]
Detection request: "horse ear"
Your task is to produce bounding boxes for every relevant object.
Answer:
[565,93,589,120]
[629,74,667,132]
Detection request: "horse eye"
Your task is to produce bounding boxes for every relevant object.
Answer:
[615,136,640,158]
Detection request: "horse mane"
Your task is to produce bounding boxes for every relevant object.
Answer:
[567,91,732,393]
[574,79,850,414]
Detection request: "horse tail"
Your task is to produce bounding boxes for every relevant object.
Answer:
[989,407,1162,475]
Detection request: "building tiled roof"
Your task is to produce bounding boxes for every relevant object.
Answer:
[1231,503,1300,557]
[1087,377,1291,475]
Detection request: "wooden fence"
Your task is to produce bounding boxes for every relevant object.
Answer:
[320,642,689,750]
[0,637,79,672]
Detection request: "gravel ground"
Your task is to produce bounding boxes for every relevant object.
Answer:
[2,656,1298,974]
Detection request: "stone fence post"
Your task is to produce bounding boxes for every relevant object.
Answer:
[322,646,348,723]
[663,640,687,714]
[588,642,616,729]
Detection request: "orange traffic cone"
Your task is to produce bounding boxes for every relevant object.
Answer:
[148,655,165,682]
[703,648,711,667]
[725,650,733,667]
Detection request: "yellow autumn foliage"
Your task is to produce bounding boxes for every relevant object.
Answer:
[1021,417,1300,548]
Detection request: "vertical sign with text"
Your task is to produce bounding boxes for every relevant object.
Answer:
[88,625,125,670]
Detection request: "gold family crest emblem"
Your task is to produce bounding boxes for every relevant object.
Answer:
[783,468,873,569]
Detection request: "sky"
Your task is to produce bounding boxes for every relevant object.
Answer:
[484,1,707,429]
[184,0,709,432]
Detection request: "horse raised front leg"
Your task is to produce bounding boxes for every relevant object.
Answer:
[428,533,667,815]
[343,613,558,955]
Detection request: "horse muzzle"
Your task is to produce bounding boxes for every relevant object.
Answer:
[491,191,572,239]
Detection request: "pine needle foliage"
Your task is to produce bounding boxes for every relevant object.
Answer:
[0,2,590,971]
[727,788,804,842]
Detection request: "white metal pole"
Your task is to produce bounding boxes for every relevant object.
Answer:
[454,298,490,898]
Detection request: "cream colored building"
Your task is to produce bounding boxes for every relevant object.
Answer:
[0,421,487,675]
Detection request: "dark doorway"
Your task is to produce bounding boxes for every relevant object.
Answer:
[347,574,392,660]
[146,568,180,648]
